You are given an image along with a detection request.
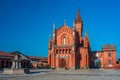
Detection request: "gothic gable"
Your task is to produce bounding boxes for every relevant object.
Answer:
[56,25,73,45]
[57,25,73,36]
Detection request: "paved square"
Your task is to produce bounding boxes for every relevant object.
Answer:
[0,69,120,80]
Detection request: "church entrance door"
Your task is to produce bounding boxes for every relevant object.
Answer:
[59,58,66,68]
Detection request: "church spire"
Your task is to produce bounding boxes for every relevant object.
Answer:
[53,22,56,38]
[53,22,56,30]
[77,9,80,19]
[64,20,66,25]
[75,9,82,23]
[85,31,89,41]
[49,33,52,40]
[73,21,75,31]
[74,9,83,37]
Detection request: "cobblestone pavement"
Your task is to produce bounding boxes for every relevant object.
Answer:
[0,69,120,80]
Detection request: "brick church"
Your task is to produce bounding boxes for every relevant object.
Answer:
[48,10,120,69]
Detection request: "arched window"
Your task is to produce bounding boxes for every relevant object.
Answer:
[69,49,71,54]
[63,36,66,45]
[108,52,111,57]
[56,50,58,54]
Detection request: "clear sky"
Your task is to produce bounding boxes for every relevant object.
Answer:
[0,0,120,59]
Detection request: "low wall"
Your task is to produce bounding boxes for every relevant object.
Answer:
[3,68,30,74]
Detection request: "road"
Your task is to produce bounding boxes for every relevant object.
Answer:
[0,69,120,80]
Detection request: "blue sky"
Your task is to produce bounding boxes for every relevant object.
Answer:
[0,0,120,59]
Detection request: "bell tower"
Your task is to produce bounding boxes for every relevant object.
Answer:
[75,9,83,37]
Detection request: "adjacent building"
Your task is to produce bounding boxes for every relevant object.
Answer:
[29,56,48,68]
[0,51,47,69]
[0,51,30,69]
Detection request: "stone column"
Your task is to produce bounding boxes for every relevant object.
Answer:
[19,61,21,68]
[15,61,16,68]
[16,61,18,69]
[11,60,15,69]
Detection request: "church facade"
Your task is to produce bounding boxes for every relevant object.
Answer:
[48,10,119,69]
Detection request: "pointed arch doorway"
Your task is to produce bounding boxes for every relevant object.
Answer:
[59,58,66,68]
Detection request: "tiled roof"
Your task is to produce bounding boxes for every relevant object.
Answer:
[0,51,14,57]
[29,56,47,60]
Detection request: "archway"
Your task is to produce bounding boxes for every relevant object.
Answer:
[59,58,66,68]
[94,58,101,68]
[61,34,69,45]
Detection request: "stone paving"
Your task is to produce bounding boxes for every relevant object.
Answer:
[0,69,120,80]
